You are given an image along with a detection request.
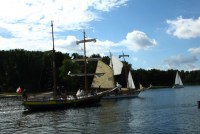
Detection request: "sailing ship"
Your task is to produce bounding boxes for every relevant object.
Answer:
[91,52,141,99]
[22,21,119,111]
[172,72,184,88]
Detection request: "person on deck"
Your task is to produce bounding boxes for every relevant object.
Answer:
[22,89,27,100]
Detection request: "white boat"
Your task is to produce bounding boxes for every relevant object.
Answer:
[91,53,141,99]
[172,72,184,88]
[139,83,145,91]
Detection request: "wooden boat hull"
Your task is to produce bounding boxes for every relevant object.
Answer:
[0,94,21,98]
[22,94,103,111]
[102,90,140,99]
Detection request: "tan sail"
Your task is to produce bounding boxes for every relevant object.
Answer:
[91,60,115,89]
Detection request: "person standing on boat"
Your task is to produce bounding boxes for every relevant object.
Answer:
[114,82,119,95]
[22,89,27,100]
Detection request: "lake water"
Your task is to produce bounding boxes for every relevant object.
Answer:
[1,86,200,134]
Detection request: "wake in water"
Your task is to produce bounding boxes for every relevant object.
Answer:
[0,98,24,114]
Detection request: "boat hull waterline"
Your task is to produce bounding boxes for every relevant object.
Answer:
[22,86,121,111]
[103,90,140,99]
[172,84,184,88]
[22,93,103,111]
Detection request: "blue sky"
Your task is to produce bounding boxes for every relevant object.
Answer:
[0,0,200,71]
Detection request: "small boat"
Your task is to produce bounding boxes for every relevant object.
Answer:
[91,52,141,99]
[172,72,184,88]
[139,83,145,91]
[22,21,118,111]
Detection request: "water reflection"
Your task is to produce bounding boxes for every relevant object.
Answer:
[1,87,200,133]
[95,99,133,133]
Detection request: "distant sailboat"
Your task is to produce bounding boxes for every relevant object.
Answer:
[173,72,184,88]
[139,83,145,91]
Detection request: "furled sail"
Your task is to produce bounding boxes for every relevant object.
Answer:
[127,71,135,89]
[91,60,115,88]
[110,56,123,75]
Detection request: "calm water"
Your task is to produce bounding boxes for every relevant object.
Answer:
[1,86,200,134]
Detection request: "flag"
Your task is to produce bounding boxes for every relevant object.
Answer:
[16,86,22,94]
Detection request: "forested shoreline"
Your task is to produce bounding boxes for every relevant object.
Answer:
[0,49,200,93]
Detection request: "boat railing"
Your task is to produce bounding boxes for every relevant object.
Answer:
[26,92,98,101]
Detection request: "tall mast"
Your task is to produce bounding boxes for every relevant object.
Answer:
[51,21,57,95]
[119,51,129,87]
[76,31,96,93]
[83,32,87,93]
[109,51,115,88]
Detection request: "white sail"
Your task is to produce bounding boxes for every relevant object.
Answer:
[110,56,123,75]
[76,89,84,97]
[175,72,183,86]
[139,84,144,90]
[127,71,135,89]
[91,60,115,88]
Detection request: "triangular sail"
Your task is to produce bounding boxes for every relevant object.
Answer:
[91,60,115,88]
[179,76,183,85]
[175,72,183,86]
[139,84,144,90]
[110,56,123,75]
[127,71,135,89]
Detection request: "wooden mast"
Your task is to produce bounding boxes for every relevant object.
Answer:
[76,31,96,93]
[119,51,129,88]
[51,21,57,96]
[83,32,87,93]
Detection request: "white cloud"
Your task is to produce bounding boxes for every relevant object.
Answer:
[164,55,198,70]
[166,16,200,39]
[77,30,157,55]
[188,47,200,55]
[80,30,157,55]
[0,0,127,52]
[55,36,78,52]
[92,0,128,11]
[0,1,156,56]
[83,39,116,56]
[0,0,128,29]
[121,31,157,52]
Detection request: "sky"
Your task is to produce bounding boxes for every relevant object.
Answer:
[0,0,200,71]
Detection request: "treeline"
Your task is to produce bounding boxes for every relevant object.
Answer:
[0,49,200,93]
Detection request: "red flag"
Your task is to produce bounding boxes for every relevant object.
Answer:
[16,87,22,94]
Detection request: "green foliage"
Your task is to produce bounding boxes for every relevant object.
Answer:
[0,49,200,93]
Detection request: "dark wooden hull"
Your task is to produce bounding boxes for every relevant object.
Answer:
[0,94,21,98]
[22,93,103,111]
[103,90,141,99]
